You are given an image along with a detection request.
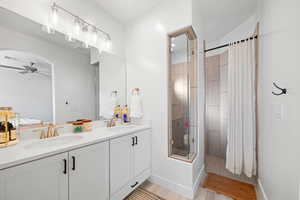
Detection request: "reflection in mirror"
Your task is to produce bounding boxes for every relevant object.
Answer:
[0,50,54,126]
[168,26,198,162]
[99,52,127,120]
[0,7,103,125]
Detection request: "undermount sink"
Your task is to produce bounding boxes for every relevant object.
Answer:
[106,125,137,131]
[24,135,83,149]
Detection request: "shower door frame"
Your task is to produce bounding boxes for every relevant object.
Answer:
[167,26,198,162]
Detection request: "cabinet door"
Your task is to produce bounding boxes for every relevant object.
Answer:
[69,142,109,200]
[134,130,151,177]
[0,153,68,200]
[110,134,134,195]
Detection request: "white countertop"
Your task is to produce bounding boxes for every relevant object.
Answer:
[0,124,151,170]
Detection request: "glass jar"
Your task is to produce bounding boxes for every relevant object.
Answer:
[72,121,84,133]
[0,107,19,147]
[82,119,92,132]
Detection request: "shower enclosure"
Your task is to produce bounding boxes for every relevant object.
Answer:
[168,26,198,161]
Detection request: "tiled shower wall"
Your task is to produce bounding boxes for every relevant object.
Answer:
[205,51,228,158]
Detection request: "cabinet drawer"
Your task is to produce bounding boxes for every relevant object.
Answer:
[110,169,151,200]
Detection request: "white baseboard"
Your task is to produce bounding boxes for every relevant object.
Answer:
[192,165,206,199]
[256,179,268,200]
[149,166,206,200]
[149,175,194,199]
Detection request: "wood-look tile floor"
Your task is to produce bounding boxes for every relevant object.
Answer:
[141,180,233,200]
[205,155,256,185]
[203,173,256,200]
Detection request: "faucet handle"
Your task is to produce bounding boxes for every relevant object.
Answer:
[53,127,63,137]
[33,129,46,139]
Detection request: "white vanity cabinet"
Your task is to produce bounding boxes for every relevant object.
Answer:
[0,142,109,200]
[69,142,109,200]
[0,153,69,200]
[110,129,151,200]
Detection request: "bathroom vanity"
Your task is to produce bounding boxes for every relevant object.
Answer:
[0,124,151,200]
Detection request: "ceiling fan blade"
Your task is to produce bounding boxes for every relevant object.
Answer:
[0,64,25,71]
[37,72,51,77]
[19,70,28,74]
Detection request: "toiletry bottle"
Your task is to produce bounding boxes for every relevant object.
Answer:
[122,105,129,123]
[113,106,118,120]
[115,105,121,119]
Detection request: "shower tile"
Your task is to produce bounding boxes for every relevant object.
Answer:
[206,55,220,81]
[220,66,228,93]
[207,81,220,106]
[220,93,228,117]
[206,106,221,131]
[207,130,222,156]
[220,51,228,66]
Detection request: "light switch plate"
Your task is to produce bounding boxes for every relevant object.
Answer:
[272,103,283,120]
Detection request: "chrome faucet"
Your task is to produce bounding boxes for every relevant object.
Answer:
[106,119,116,128]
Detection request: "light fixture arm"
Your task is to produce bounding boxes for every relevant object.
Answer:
[52,3,111,40]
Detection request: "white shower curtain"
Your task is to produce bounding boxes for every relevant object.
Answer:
[226,39,256,178]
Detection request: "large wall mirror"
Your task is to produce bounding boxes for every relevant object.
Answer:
[0,7,127,127]
[168,26,198,162]
[99,52,127,119]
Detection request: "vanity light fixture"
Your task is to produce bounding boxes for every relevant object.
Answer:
[47,3,112,53]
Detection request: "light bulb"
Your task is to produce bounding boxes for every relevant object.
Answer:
[91,28,98,45]
[97,37,105,54]
[105,39,112,51]
[42,24,54,34]
[74,17,81,37]
[82,25,90,48]
[65,33,73,42]
[51,6,58,26]
[83,41,89,48]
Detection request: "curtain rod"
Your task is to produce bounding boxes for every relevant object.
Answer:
[205,35,258,53]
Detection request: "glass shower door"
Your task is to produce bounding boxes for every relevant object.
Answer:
[168,27,198,161]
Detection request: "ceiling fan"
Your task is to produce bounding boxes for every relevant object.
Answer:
[0,56,51,77]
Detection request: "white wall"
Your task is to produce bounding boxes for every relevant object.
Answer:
[99,52,127,119]
[0,25,98,123]
[257,0,300,199]
[0,59,53,122]
[0,0,125,57]
[206,14,258,57]
[125,0,200,198]
[192,0,206,188]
